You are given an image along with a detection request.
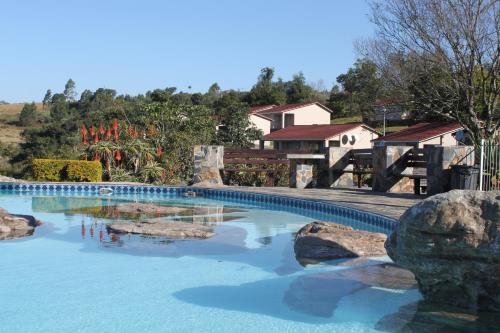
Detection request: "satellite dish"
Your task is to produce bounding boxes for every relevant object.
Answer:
[349,134,357,145]
[341,134,349,145]
[455,129,465,142]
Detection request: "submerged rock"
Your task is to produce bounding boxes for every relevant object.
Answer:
[0,208,41,240]
[284,263,416,317]
[115,203,189,215]
[386,190,500,312]
[294,221,387,261]
[106,221,214,239]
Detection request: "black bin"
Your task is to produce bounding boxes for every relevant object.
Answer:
[450,165,479,190]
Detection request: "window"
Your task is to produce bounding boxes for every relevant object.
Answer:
[328,140,340,147]
[284,114,295,127]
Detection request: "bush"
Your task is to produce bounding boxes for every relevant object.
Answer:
[32,159,102,182]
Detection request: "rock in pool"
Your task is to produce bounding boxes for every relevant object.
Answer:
[115,203,189,215]
[294,221,387,261]
[386,190,500,312]
[106,220,214,239]
[0,208,41,240]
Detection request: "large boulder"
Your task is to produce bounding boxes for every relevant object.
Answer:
[107,220,214,239]
[386,190,500,312]
[294,221,387,261]
[0,208,41,240]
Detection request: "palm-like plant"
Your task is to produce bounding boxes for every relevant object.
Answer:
[139,160,164,184]
[86,140,118,174]
[122,139,154,174]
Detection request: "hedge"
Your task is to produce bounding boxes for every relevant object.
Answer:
[32,159,102,182]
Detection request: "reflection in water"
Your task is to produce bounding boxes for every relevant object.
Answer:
[174,265,420,325]
[376,301,500,333]
[35,196,248,224]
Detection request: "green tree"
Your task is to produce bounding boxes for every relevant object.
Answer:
[212,91,262,148]
[203,83,222,106]
[42,89,52,109]
[49,93,69,120]
[286,72,316,104]
[335,59,386,118]
[19,102,37,126]
[63,79,77,101]
[246,67,287,106]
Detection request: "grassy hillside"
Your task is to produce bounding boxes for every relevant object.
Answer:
[0,102,45,144]
[331,116,408,135]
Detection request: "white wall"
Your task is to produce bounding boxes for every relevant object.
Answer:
[249,114,272,148]
[419,132,458,148]
[285,104,331,126]
[326,126,379,149]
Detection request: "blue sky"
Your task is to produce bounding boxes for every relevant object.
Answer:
[1,0,373,102]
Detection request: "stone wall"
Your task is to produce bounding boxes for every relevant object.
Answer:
[372,146,413,193]
[290,163,314,189]
[327,147,354,187]
[426,146,475,195]
[192,145,224,186]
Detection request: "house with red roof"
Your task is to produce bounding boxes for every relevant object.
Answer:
[262,123,380,151]
[372,122,464,148]
[250,102,333,132]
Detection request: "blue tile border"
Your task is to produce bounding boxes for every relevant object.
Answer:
[0,182,398,231]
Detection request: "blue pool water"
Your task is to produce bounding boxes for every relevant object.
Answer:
[0,189,423,332]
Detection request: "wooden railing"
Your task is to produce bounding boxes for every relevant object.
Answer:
[223,149,290,186]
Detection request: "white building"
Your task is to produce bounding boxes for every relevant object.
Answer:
[250,102,333,132]
[262,123,380,151]
[372,122,464,148]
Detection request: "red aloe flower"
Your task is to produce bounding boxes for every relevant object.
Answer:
[134,128,138,138]
[93,153,100,161]
[99,124,105,136]
[90,126,95,137]
[106,127,111,141]
[115,150,121,161]
[81,124,88,144]
[128,126,133,136]
[113,119,118,131]
[94,134,99,144]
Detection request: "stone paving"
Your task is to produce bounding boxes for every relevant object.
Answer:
[220,186,422,220]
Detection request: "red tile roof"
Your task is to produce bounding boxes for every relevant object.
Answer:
[249,105,276,114]
[263,123,367,141]
[373,122,462,142]
[254,102,333,114]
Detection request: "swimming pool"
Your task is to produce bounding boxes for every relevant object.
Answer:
[0,184,422,332]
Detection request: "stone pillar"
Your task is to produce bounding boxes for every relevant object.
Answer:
[372,145,413,192]
[295,164,314,189]
[426,145,475,195]
[192,145,224,186]
[327,147,354,187]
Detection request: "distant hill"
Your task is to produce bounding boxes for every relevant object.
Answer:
[0,102,45,145]
[0,102,45,122]
[0,101,9,105]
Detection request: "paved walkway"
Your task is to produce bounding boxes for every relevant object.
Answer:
[221,186,422,220]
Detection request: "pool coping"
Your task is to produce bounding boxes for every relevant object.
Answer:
[0,181,399,231]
